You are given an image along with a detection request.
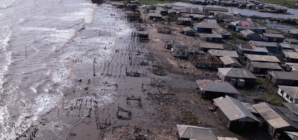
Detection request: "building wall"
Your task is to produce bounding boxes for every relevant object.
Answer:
[215,105,231,128]
[278,88,297,103]
[229,118,259,130]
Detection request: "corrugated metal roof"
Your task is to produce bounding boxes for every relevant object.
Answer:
[208,50,238,58]
[219,56,241,66]
[276,106,298,122]
[200,42,223,49]
[178,17,192,21]
[177,125,217,140]
[250,62,282,70]
[284,51,298,59]
[249,41,278,47]
[201,34,223,38]
[218,68,257,79]
[278,86,298,99]
[196,79,240,94]
[240,29,255,36]
[253,103,290,129]
[242,102,258,114]
[213,96,259,121]
[284,103,298,116]
[217,137,238,140]
[148,13,162,17]
[245,54,280,63]
[194,19,220,29]
[263,33,284,38]
[285,131,298,139]
[267,71,298,80]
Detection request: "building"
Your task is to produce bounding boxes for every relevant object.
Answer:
[212,28,231,39]
[202,7,228,13]
[196,80,240,99]
[285,63,298,72]
[247,61,282,74]
[249,41,278,53]
[289,29,298,39]
[253,103,298,137]
[278,86,298,104]
[285,131,298,140]
[284,103,298,116]
[199,42,223,51]
[266,71,298,86]
[217,68,257,86]
[239,29,262,41]
[148,13,162,20]
[193,19,220,33]
[279,43,298,52]
[284,51,298,62]
[244,54,280,64]
[177,17,192,25]
[284,38,298,45]
[262,33,285,42]
[237,44,268,55]
[180,27,196,36]
[176,125,217,140]
[165,40,181,49]
[171,45,189,58]
[213,96,260,130]
[208,50,238,58]
[219,56,242,68]
[200,34,223,42]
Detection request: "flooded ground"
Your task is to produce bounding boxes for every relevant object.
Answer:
[173,2,298,19]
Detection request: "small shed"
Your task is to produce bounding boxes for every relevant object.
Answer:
[197,80,240,99]
[289,29,298,39]
[283,51,298,62]
[177,17,192,25]
[284,103,298,116]
[278,86,298,104]
[180,27,196,36]
[199,42,223,51]
[279,43,298,52]
[219,56,242,68]
[201,34,223,42]
[212,28,232,39]
[262,33,285,42]
[237,44,268,55]
[247,61,282,74]
[208,50,238,58]
[266,71,298,86]
[217,68,257,86]
[202,7,228,13]
[284,38,298,45]
[165,40,181,49]
[285,63,298,72]
[249,41,278,53]
[148,13,163,20]
[244,54,280,64]
[239,29,262,41]
[193,19,220,33]
[176,125,217,140]
[253,103,298,137]
[213,96,260,130]
[171,45,189,58]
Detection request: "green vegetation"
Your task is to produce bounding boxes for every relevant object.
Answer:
[256,78,270,85]
[261,92,285,106]
[182,110,198,125]
[153,68,167,76]
[223,44,233,50]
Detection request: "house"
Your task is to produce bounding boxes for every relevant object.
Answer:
[213,96,260,130]
[199,42,223,51]
[253,103,298,137]
[219,56,242,68]
[244,54,280,64]
[285,131,298,140]
[249,41,278,53]
[208,50,238,58]
[171,45,189,58]
[200,34,223,42]
[247,62,282,74]
[266,71,298,86]
[148,13,163,20]
[289,29,298,39]
[212,28,232,39]
[262,33,285,42]
[217,137,238,140]
[284,103,298,116]
[284,38,298,45]
[239,29,262,41]
[285,63,298,72]
[180,27,196,36]
[176,125,217,140]
[202,7,228,13]
[279,43,298,52]
[177,17,192,25]
[156,7,167,15]
[284,51,298,62]
[278,86,298,104]
[217,68,257,86]
[165,40,181,49]
[196,80,240,99]
[193,19,220,33]
[237,44,268,55]
[239,21,252,27]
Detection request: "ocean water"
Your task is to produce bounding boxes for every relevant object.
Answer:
[0,0,131,139]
